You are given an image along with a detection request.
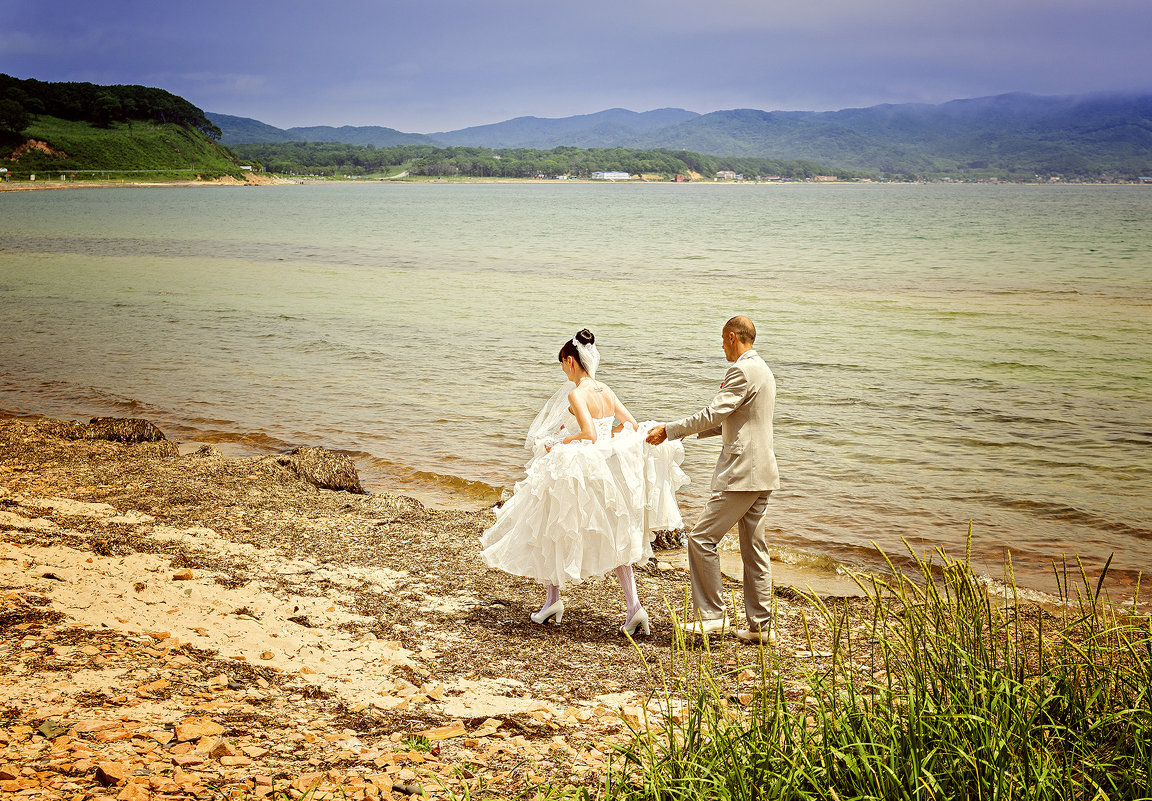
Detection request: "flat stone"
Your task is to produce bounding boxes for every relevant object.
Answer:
[472,718,502,737]
[172,753,206,768]
[0,511,57,532]
[117,783,152,801]
[208,740,237,759]
[417,723,466,741]
[171,767,197,787]
[107,511,155,525]
[173,716,224,742]
[37,721,69,739]
[219,755,254,767]
[95,761,128,786]
[94,728,133,743]
[71,719,119,733]
[23,497,117,518]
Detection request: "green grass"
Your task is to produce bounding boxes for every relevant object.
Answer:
[602,538,1151,800]
[5,115,244,180]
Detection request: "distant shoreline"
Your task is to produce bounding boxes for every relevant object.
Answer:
[0,174,288,192]
[2,175,1141,191]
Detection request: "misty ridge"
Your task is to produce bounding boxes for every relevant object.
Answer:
[210,92,1152,178]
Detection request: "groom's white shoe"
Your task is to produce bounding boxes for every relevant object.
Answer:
[679,616,730,637]
[737,626,776,645]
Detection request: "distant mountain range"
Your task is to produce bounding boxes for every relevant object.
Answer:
[430,107,700,148]
[209,93,1152,177]
[207,113,438,147]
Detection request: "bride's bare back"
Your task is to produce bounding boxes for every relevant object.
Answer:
[565,380,638,445]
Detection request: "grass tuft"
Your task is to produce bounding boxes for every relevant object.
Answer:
[605,538,1152,800]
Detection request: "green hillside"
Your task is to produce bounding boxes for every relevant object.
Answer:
[5,115,244,180]
[1,73,243,181]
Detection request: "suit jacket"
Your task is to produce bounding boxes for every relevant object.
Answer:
[665,350,779,492]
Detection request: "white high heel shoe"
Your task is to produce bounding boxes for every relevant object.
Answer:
[620,607,650,636]
[530,599,564,625]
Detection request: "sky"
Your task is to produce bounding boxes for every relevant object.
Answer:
[3,0,1150,133]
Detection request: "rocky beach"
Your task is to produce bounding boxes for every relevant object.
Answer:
[0,414,863,800]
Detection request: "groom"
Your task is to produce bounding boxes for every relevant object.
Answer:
[646,315,779,643]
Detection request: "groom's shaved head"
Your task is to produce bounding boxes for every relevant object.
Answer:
[724,316,756,345]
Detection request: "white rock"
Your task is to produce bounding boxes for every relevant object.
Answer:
[0,510,59,532]
[105,511,156,525]
[23,497,117,518]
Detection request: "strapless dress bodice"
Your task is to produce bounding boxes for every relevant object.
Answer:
[562,413,615,441]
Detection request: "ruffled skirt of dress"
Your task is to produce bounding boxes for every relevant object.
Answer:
[480,422,688,587]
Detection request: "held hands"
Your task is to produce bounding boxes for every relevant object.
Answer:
[646,424,668,446]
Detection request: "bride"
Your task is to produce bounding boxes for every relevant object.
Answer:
[480,329,687,636]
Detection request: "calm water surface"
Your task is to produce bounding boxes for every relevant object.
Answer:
[1,183,1149,606]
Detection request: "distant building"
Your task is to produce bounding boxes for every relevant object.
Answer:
[715,170,738,181]
[813,175,839,182]
[674,174,691,182]
[591,171,631,180]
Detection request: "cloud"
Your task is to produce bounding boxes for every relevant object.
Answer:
[2,0,1150,130]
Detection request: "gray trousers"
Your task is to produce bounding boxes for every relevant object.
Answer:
[688,489,773,628]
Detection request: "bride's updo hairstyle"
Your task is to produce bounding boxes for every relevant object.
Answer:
[558,329,595,372]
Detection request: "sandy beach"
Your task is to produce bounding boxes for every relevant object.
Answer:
[0,414,865,799]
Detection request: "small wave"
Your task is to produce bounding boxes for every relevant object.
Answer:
[180,416,239,427]
[977,569,1149,613]
[178,428,297,453]
[1108,433,1152,446]
[976,574,1068,609]
[356,454,502,504]
[782,361,871,373]
[32,383,160,417]
[976,492,1152,539]
[766,546,850,574]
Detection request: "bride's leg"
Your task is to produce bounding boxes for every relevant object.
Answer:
[615,565,650,635]
[542,584,560,611]
[614,565,641,619]
[531,584,562,622]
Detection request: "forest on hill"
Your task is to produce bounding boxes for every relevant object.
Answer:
[229,141,844,181]
[0,74,220,141]
[1,74,241,179]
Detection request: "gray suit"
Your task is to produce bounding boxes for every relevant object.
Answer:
[666,350,778,627]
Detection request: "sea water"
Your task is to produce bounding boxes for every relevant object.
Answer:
[1,182,1149,606]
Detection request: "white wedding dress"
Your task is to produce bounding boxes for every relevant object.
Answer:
[480,413,688,587]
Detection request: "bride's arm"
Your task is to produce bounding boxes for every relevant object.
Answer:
[563,391,598,445]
